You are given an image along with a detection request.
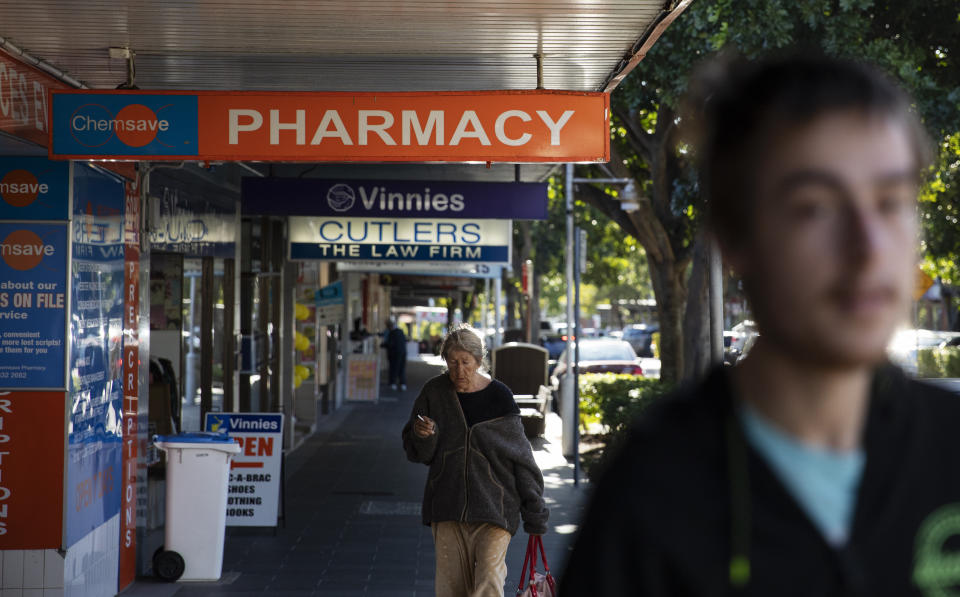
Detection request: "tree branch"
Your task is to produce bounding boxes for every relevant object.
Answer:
[575,182,674,267]
[612,105,656,162]
[604,144,643,180]
[575,183,639,238]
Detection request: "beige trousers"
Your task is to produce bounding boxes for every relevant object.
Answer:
[431,521,512,597]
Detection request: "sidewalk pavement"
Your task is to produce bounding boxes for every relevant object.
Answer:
[123,355,591,596]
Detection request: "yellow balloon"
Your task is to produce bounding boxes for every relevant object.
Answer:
[294,332,310,351]
[295,364,310,379]
[295,304,310,320]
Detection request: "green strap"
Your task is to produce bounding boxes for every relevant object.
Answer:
[726,413,751,590]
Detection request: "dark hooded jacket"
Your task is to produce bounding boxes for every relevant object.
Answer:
[561,364,960,596]
[402,374,549,535]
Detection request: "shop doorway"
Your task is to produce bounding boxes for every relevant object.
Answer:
[150,253,236,433]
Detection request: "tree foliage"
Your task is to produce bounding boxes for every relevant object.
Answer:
[530,175,653,323]
[574,0,960,382]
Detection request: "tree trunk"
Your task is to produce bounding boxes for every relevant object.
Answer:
[447,294,459,330]
[519,221,533,342]
[682,236,712,381]
[572,118,699,386]
[504,271,519,330]
[649,257,686,385]
[612,291,624,329]
[531,269,542,343]
[462,289,478,325]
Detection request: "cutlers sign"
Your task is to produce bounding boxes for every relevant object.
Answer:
[49,90,609,163]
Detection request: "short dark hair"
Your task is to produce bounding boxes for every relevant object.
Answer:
[690,53,932,248]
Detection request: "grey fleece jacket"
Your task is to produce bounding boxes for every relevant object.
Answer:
[402,374,549,535]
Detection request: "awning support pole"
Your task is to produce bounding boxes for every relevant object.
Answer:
[562,163,575,458]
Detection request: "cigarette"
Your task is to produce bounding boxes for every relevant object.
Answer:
[417,414,425,422]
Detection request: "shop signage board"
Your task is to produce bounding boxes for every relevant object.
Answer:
[0,221,68,389]
[0,157,71,221]
[288,217,511,263]
[346,353,379,402]
[119,177,141,591]
[0,48,136,179]
[0,48,70,148]
[0,390,66,549]
[149,191,237,258]
[66,163,125,547]
[315,280,344,326]
[204,412,283,527]
[337,260,504,279]
[380,275,475,291]
[49,89,609,163]
[242,178,547,220]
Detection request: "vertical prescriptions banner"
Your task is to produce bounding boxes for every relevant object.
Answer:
[66,163,124,547]
[118,177,140,590]
[0,221,68,389]
[0,391,65,549]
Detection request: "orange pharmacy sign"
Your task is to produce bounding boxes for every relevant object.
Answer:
[50,89,610,163]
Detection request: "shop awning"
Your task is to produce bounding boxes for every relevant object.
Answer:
[0,1,689,94]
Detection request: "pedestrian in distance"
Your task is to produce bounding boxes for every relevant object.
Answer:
[383,317,408,390]
[402,324,549,597]
[561,51,955,595]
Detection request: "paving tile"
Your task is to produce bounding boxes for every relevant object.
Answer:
[263,575,320,591]
[172,590,269,597]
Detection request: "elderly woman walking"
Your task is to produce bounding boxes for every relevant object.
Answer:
[402,324,549,597]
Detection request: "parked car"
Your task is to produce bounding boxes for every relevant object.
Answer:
[940,336,960,348]
[723,331,740,366]
[550,338,644,410]
[540,322,568,361]
[887,328,960,376]
[737,332,759,364]
[727,320,758,354]
[621,323,658,357]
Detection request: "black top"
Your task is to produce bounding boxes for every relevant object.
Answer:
[560,365,960,596]
[457,379,519,427]
[384,327,406,359]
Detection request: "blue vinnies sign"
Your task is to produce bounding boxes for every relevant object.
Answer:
[241,178,547,220]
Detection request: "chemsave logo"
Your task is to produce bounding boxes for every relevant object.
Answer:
[0,169,48,207]
[1,229,54,271]
[70,103,171,148]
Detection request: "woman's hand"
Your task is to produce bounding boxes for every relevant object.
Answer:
[414,415,436,438]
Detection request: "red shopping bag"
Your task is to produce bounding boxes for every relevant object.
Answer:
[517,535,556,597]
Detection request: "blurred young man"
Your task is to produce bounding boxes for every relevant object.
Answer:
[560,54,956,594]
